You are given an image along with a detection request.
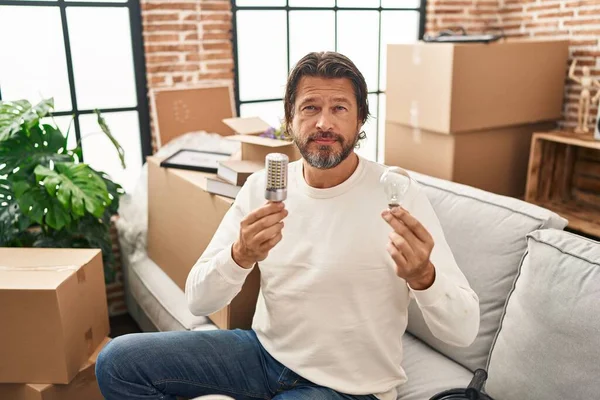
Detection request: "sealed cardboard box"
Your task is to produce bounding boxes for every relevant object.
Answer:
[0,248,110,384]
[146,157,260,329]
[384,121,555,198]
[0,337,110,400]
[386,39,569,134]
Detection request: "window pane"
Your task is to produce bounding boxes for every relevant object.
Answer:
[79,111,142,193]
[337,11,379,92]
[289,0,335,6]
[379,11,419,91]
[338,0,380,7]
[382,0,421,8]
[289,11,335,69]
[355,94,378,162]
[378,93,386,163]
[237,11,288,101]
[0,6,71,111]
[240,101,285,130]
[236,0,286,6]
[67,7,137,110]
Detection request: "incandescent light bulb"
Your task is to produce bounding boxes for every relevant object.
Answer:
[380,166,412,209]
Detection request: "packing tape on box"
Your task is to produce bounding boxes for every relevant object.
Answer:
[410,101,420,128]
[412,128,422,144]
[412,45,422,65]
[0,264,86,282]
[409,100,422,143]
[0,264,80,272]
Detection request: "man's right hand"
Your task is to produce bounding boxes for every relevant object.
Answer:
[232,201,288,269]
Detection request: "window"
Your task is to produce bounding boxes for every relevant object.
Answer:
[0,0,150,193]
[231,0,425,162]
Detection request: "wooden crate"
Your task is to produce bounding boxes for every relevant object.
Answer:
[525,131,600,237]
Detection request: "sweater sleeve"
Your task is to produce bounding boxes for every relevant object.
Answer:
[406,185,480,347]
[185,177,256,317]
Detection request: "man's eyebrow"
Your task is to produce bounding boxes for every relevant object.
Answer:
[331,96,352,104]
[298,96,319,105]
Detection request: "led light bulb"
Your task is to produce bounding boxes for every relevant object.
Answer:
[380,166,412,209]
[265,153,288,202]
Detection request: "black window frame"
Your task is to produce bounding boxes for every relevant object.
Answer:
[0,0,152,165]
[230,0,427,161]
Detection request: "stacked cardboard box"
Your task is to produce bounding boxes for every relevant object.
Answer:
[0,248,111,399]
[147,117,301,330]
[384,39,569,198]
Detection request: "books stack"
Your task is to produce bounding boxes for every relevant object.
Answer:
[206,160,263,199]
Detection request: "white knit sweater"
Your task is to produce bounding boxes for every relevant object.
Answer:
[186,156,480,399]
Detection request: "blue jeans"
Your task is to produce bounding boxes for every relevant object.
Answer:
[96,329,378,400]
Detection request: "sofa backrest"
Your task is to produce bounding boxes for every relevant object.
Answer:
[407,172,567,372]
[485,229,600,400]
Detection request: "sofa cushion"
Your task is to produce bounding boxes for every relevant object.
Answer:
[406,173,567,372]
[121,241,216,332]
[485,229,600,400]
[397,334,473,400]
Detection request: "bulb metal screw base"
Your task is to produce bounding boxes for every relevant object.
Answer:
[265,189,287,202]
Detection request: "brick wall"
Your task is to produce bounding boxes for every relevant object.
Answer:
[107,216,127,316]
[426,0,501,35]
[427,0,600,132]
[141,0,235,151]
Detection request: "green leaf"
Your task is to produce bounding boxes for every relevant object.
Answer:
[0,123,72,178]
[56,114,74,150]
[95,110,126,169]
[12,181,43,225]
[0,178,21,245]
[13,179,72,230]
[45,200,74,231]
[96,170,124,214]
[35,163,110,218]
[0,98,54,141]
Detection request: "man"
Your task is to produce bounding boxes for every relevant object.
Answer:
[96,52,479,400]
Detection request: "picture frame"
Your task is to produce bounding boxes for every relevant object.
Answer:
[159,149,231,173]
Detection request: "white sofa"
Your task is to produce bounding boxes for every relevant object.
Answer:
[118,171,600,400]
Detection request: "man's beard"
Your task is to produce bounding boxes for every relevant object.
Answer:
[292,130,359,170]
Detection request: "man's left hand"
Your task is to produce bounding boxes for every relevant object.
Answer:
[382,207,436,290]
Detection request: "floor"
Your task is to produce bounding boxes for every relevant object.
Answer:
[109,313,143,337]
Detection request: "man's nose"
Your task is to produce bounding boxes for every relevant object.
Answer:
[316,109,334,132]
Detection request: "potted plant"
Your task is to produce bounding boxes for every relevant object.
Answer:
[0,98,126,283]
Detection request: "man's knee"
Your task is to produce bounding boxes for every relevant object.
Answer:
[96,334,139,388]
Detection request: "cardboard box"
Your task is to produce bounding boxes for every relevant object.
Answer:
[226,134,302,164]
[147,157,260,330]
[384,121,556,198]
[150,85,236,148]
[0,248,110,384]
[0,337,110,400]
[386,39,569,134]
[223,116,302,163]
[222,116,272,136]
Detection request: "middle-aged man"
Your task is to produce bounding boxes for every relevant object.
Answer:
[96,51,480,400]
